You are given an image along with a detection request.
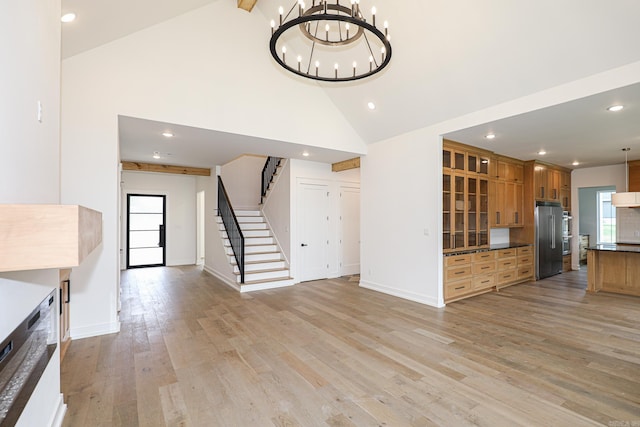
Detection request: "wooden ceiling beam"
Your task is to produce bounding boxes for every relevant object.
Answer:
[332,157,360,172]
[237,0,258,12]
[122,161,211,176]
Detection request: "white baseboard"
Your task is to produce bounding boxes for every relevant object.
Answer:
[70,320,120,340]
[359,280,444,308]
[50,394,67,427]
[202,265,239,291]
[167,259,196,267]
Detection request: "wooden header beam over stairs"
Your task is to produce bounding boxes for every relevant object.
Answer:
[332,157,360,172]
[122,161,211,176]
[237,0,258,12]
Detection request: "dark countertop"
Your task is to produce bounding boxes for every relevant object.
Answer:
[445,243,532,256]
[588,243,640,253]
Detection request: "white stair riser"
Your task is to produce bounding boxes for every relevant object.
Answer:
[243,253,283,262]
[219,223,269,231]
[240,278,295,293]
[234,210,261,216]
[223,237,274,246]
[222,229,271,238]
[236,216,264,223]
[237,269,290,283]
[226,245,277,255]
[233,261,285,273]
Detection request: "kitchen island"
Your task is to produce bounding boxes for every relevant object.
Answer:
[587,244,640,297]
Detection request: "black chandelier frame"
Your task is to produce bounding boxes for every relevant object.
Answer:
[269,3,392,83]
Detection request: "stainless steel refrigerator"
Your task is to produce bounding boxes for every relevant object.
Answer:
[535,201,563,280]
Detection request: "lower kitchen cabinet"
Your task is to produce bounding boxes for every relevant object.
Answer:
[563,255,571,272]
[444,245,534,302]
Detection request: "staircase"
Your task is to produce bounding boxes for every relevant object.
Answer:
[217,209,293,291]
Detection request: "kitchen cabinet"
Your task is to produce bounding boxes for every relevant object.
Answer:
[490,180,523,227]
[587,247,640,297]
[530,162,571,204]
[629,160,640,191]
[444,245,534,302]
[563,255,571,272]
[443,140,491,252]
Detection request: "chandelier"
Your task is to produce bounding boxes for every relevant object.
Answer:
[269,0,392,82]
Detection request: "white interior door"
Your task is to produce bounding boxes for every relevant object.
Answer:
[340,186,360,275]
[298,182,330,282]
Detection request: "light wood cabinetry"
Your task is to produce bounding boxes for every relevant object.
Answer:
[587,249,640,297]
[0,204,102,272]
[492,156,524,228]
[443,141,490,252]
[529,161,571,205]
[444,245,533,302]
[628,160,640,192]
[563,255,571,272]
[60,269,72,362]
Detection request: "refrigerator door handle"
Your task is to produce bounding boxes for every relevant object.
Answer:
[551,214,556,249]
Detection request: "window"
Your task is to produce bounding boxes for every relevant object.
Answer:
[597,190,616,244]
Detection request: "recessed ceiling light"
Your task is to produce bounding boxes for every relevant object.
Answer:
[538,150,547,155]
[485,133,496,140]
[607,105,624,112]
[302,151,310,157]
[61,13,76,23]
[153,151,160,159]
[572,161,579,166]
[367,102,376,110]
[162,132,174,138]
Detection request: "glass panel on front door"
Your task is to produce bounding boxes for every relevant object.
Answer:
[127,194,166,268]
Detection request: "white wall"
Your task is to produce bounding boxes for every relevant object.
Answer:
[61,1,366,339]
[0,0,65,424]
[121,171,197,267]
[361,62,640,307]
[220,155,266,210]
[289,160,360,282]
[571,164,626,268]
[198,173,237,288]
[263,160,292,263]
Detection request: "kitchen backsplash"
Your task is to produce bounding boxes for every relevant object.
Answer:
[617,207,640,244]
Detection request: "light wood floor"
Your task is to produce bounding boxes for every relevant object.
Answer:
[61,267,640,426]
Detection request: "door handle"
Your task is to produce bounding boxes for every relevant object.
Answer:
[301,243,308,247]
[158,224,165,247]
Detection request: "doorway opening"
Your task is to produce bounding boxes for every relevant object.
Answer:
[596,190,616,244]
[127,194,166,268]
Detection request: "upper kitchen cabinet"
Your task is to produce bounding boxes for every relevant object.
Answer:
[527,161,571,205]
[443,140,491,252]
[495,156,524,183]
[443,140,492,176]
[628,160,640,192]
[0,204,102,272]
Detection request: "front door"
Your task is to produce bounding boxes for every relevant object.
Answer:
[127,194,166,268]
[298,182,330,282]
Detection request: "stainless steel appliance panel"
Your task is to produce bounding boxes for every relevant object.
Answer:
[536,201,563,279]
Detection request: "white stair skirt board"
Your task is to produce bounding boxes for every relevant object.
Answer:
[217,209,293,292]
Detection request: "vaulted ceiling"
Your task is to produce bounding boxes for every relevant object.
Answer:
[62,0,640,168]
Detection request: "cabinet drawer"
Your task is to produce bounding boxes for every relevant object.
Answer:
[445,266,472,282]
[517,266,534,280]
[517,246,533,256]
[473,261,496,274]
[473,274,495,290]
[473,251,495,262]
[497,258,517,270]
[445,278,472,299]
[445,254,472,267]
[497,270,517,285]
[517,255,533,266]
[497,248,517,258]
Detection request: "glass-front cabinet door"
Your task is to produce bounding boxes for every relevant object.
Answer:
[453,174,465,249]
[443,173,452,250]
